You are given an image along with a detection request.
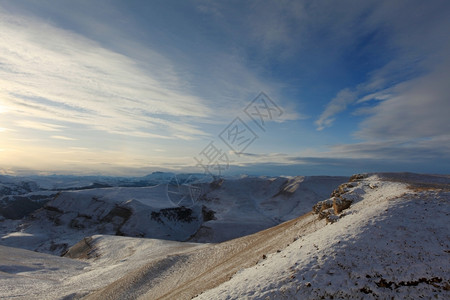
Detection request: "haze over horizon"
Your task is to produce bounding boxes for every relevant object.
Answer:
[1,0,449,176]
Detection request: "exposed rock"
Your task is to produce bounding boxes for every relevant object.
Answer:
[349,174,367,182]
[331,183,354,197]
[312,199,333,214]
[313,176,359,223]
[333,197,353,214]
[318,207,334,220]
[151,206,196,223]
[201,205,216,222]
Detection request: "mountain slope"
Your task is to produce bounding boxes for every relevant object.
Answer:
[1,173,447,299]
[83,173,449,300]
[194,173,450,299]
[0,175,346,255]
[0,235,206,300]
[84,211,322,300]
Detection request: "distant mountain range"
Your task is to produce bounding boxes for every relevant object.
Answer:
[1,172,448,299]
[0,173,346,254]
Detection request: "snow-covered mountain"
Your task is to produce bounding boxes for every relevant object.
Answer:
[0,174,346,254]
[189,176,346,242]
[0,235,207,299]
[193,173,450,300]
[0,172,176,220]
[0,173,448,299]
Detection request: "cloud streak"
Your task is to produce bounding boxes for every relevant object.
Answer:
[15,121,64,132]
[356,58,450,140]
[0,1,448,176]
[0,8,212,140]
[51,136,77,141]
[315,0,450,139]
[315,89,357,131]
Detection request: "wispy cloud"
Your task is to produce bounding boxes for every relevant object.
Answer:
[16,121,64,132]
[356,58,450,140]
[51,135,76,141]
[0,8,211,140]
[0,4,298,141]
[314,0,450,139]
[315,89,357,131]
[0,1,448,175]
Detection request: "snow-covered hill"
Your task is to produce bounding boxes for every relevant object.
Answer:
[0,235,206,299]
[0,185,204,254]
[0,172,177,221]
[85,173,450,300]
[0,174,346,254]
[189,175,346,242]
[0,173,448,299]
[193,173,450,299]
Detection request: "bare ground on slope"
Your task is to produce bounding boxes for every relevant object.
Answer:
[83,212,324,300]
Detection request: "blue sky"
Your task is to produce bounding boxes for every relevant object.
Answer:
[0,0,449,176]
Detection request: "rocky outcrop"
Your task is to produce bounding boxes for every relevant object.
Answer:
[349,174,367,182]
[333,197,353,214]
[312,176,364,223]
[313,198,333,220]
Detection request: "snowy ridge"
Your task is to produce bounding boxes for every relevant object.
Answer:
[189,175,346,242]
[0,235,206,299]
[0,173,448,299]
[0,172,178,221]
[0,175,346,254]
[1,185,203,254]
[194,174,450,299]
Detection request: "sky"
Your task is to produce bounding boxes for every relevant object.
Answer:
[0,0,449,176]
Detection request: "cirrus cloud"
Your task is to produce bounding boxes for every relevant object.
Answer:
[0,8,211,140]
